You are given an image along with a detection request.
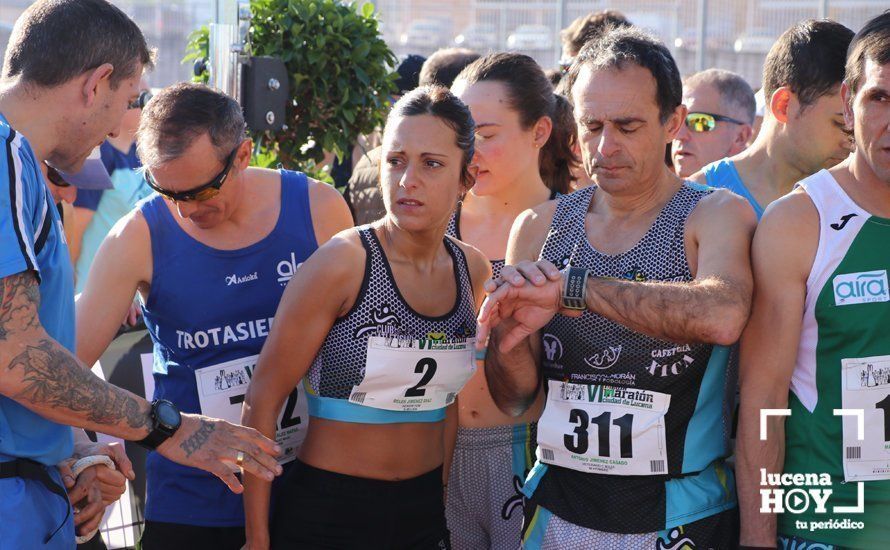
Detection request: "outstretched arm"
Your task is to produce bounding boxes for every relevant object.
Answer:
[2,271,152,437]
[1,270,281,493]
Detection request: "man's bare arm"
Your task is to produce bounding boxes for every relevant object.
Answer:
[736,192,817,546]
[2,270,282,492]
[583,190,756,345]
[1,271,152,438]
[483,203,554,417]
[76,211,150,367]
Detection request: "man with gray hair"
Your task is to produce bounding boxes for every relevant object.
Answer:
[75,82,352,548]
[479,26,754,548]
[671,69,755,178]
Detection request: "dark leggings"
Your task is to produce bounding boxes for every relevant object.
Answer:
[270,459,450,550]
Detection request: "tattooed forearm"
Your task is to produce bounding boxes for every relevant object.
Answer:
[6,338,151,433]
[585,275,751,345]
[180,420,215,457]
[0,272,42,340]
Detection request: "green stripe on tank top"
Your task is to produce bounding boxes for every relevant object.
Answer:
[780,216,890,548]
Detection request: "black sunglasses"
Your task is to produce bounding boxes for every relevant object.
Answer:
[44,162,71,187]
[129,90,153,110]
[145,144,241,202]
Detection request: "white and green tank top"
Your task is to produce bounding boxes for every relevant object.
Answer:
[780,169,890,547]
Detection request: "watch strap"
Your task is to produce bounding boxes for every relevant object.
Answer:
[561,267,589,310]
[136,400,180,451]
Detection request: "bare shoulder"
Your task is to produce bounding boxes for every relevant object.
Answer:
[756,188,819,251]
[306,177,354,243]
[507,197,559,263]
[308,227,365,272]
[448,236,493,288]
[686,170,709,186]
[750,188,818,281]
[519,196,559,232]
[689,187,757,234]
[307,177,347,206]
[100,207,152,265]
[760,187,819,228]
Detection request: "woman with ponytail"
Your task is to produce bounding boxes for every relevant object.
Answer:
[446,52,579,549]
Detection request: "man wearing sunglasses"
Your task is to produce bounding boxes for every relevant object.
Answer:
[671,69,755,179]
[690,20,854,220]
[0,2,286,549]
[75,83,353,549]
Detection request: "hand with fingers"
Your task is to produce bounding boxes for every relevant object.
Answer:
[58,458,107,539]
[156,414,283,493]
[69,440,135,505]
[477,260,580,353]
[122,299,142,328]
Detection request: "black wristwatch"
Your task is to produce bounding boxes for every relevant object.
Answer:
[561,266,590,310]
[137,399,182,451]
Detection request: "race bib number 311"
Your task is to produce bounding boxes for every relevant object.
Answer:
[196,355,307,464]
[349,336,476,412]
[537,380,670,476]
[841,355,890,481]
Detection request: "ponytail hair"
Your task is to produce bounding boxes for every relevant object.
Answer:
[455,52,579,194]
[542,93,577,194]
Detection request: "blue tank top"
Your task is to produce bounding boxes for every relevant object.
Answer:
[702,158,764,220]
[140,170,318,527]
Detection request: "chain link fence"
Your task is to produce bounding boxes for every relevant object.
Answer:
[1,1,886,90]
[377,0,886,90]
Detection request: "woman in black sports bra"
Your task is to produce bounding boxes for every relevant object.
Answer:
[241,86,490,550]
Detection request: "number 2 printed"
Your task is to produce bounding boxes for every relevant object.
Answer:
[405,358,437,397]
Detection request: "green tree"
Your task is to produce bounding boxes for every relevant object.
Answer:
[185,0,396,182]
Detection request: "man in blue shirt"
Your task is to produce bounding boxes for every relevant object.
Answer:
[689,20,855,220]
[0,2,282,548]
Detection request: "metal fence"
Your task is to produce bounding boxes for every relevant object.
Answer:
[1,0,887,89]
[377,0,887,90]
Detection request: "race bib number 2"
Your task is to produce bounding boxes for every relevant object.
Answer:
[195,355,307,465]
[841,355,890,481]
[537,380,670,476]
[348,336,476,412]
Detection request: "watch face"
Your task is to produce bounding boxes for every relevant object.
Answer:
[156,401,182,429]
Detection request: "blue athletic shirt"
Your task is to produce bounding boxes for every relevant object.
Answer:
[702,158,764,220]
[140,170,318,527]
[74,141,151,293]
[0,112,75,467]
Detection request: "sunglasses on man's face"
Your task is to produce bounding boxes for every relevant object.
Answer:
[145,144,241,203]
[685,112,746,133]
[128,90,153,110]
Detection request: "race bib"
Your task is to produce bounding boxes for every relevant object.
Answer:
[840,355,890,481]
[195,355,307,464]
[537,379,670,475]
[348,336,476,412]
